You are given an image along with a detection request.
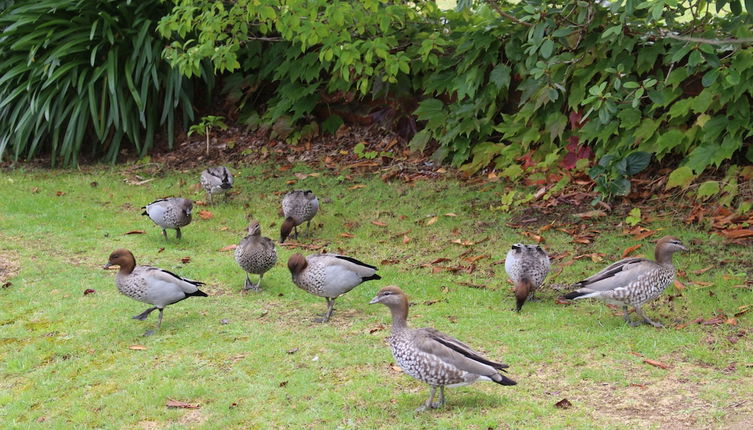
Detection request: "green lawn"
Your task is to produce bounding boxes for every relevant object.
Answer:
[0,164,751,429]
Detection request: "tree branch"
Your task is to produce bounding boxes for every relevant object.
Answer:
[485,0,532,27]
[659,30,753,45]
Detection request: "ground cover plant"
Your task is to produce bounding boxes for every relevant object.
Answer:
[1,162,752,428]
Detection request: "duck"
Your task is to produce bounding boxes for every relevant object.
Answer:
[504,243,550,311]
[200,166,234,205]
[141,197,193,240]
[103,249,208,336]
[280,190,319,242]
[369,286,517,412]
[287,253,380,322]
[562,236,687,327]
[235,220,277,291]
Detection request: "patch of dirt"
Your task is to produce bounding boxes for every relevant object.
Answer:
[178,409,207,425]
[0,250,20,284]
[531,361,753,429]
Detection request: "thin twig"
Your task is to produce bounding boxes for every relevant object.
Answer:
[659,31,753,45]
[485,0,532,27]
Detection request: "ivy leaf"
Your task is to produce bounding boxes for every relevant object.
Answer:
[409,129,430,152]
[489,64,511,90]
[697,180,720,199]
[702,69,719,87]
[625,151,651,175]
[665,166,696,189]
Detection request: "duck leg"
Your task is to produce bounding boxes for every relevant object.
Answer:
[305,220,312,237]
[635,306,663,328]
[432,386,446,408]
[243,273,261,292]
[293,225,299,240]
[416,387,438,412]
[133,306,159,321]
[144,308,165,337]
[622,306,632,325]
[161,229,168,241]
[176,228,182,240]
[315,298,336,323]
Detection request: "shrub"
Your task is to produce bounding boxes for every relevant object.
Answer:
[0,0,204,166]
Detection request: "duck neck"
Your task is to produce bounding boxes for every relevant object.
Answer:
[120,253,136,275]
[655,247,673,266]
[389,299,409,331]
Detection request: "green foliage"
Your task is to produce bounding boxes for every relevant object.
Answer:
[0,0,206,166]
[625,208,642,226]
[155,0,753,200]
[188,115,228,137]
[589,151,652,201]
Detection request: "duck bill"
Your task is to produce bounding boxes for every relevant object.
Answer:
[368,296,380,305]
[102,262,113,270]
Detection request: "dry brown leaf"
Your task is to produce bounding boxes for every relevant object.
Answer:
[726,318,738,326]
[219,245,237,252]
[166,400,200,409]
[721,229,753,239]
[573,210,607,219]
[554,398,573,409]
[523,231,544,243]
[294,173,309,179]
[349,184,366,190]
[181,256,191,264]
[444,213,457,217]
[124,230,147,235]
[643,359,670,369]
[402,235,411,244]
[198,210,213,220]
[622,244,642,258]
[426,216,438,226]
[430,257,451,264]
[692,266,714,275]
[463,254,489,263]
[673,279,686,291]
[128,345,147,350]
[371,220,387,227]
[340,232,354,238]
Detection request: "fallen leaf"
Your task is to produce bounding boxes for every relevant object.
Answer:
[555,298,572,305]
[340,232,354,238]
[430,257,451,264]
[287,348,299,354]
[56,191,66,196]
[463,254,490,263]
[622,244,642,258]
[721,229,753,239]
[523,231,544,243]
[573,210,606,219]
[166,400,200,409]
[426,216,438,226]
[402,235,411,244]
[349,184,366,190]
[219,244,237,252]
[83,289,96,296]
[554,398,573,409]
[726,318,738,326]
[371,220,387,227]
[643,359,670,369]
[369,324,385,334]
[294,173,309,179]
[124,230,147,235]
[279,381,288,387]
[31,187,39,193]
[198,210,214,220]
[692,266,714,275]
[380,259,399,265]
[128,345,147,350]
[673,279,686,291]
[444,213,457,217]
[181,257,191,264]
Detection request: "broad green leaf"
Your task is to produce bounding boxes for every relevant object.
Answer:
[625,151,651,175]
[666,166,695,189]
[697,180,721,199]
